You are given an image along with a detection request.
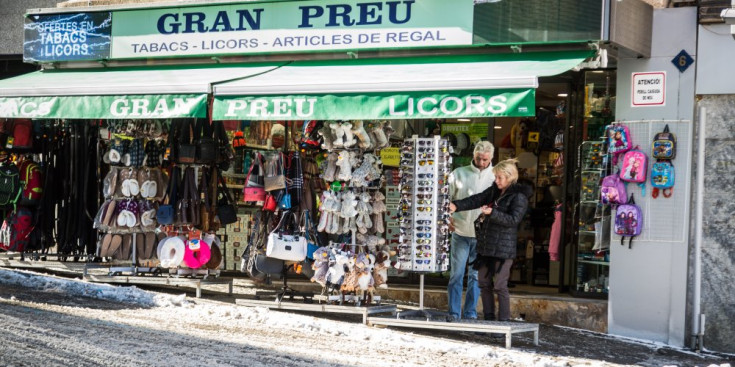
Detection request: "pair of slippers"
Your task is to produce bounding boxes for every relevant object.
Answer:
[140,180,158,199]
[99,234,132,260]
[120,179,140,197]
[116,209,138,228]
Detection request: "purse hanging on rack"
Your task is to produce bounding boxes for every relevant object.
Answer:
[216,175,238,225]
[157,166,179,225]
[195,119,217,164]
[266,210,307,262]
[178,120,196,164]
[242,152,266,202]
[176,167,200,225]
[263,151,287,192]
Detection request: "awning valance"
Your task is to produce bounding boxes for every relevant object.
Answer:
[212,50,591,120]
[0,63,281,119]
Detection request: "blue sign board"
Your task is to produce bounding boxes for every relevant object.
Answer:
[24,12,112,63]
[671,49,693,73]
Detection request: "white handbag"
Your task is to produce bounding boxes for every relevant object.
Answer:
[265,211,307,262]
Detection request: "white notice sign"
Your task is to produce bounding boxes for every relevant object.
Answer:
[632,71,666,107]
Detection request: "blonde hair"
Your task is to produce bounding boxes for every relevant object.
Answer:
[493,158,519,184]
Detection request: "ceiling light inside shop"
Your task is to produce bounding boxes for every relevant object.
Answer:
[557,93,568,97]
[494,126,502,129]
[457,118,471,122]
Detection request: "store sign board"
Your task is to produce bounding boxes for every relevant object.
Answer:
[0,94,207,119]
[632,71,666,107]
[212,89,535,120]
[380,147,401,167]
[23,12,112,63]
[110,0,473,59]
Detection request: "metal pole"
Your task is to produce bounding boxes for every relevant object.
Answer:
[692,107,706,350]
[419,274,425,310]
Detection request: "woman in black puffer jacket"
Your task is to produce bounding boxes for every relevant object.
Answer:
[449,159,531,321]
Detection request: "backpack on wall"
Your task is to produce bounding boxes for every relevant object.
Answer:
[651,161,674,198]
[600,174,627,205]
[614,194,642,249]
[651,124,676,160]
[606,124,632,156]
[0,208,34,252]
[620,148,648,183]
[8,119,33,149]
[18,160,43,206]
[0,164,22,206]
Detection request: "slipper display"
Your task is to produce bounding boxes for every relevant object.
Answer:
[104,234,122,258]
[119,234,132,260]
[99,233,113,257]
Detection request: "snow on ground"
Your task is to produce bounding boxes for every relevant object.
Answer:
[0,268,732,367]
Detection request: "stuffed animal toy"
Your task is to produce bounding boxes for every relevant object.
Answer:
[371,191,387,233]
[341,121,357,148]
[318,123,335,151]
[355,192,373,232]
[340,191,359,219]
[310,247,331,287]
[351,120,373,150]
[373,247,391,289]
[328,192,342,234]
[365,154,383,182]
[317,191,334,233]
[336,150,353,181]
[327,249,350,290]
[369,121,389,149]
[354,252,375,306]
[350,156,371,188]
[330,121,345,148]
[321,152,339,182]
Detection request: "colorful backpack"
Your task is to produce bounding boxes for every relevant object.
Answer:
[620,148,648,183]
[0,164,21,206]
[606,124,632,155]
[0,208,34,252]
[18,160,43,206]
[614,194,642,249]
[600,174,627,205]
[9,119,33,149]
[651,161,674,198]
[652,124,676,160]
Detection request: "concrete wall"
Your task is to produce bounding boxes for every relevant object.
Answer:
[609,7,696,347]
[0,0,61,56]
[691,23,735,354]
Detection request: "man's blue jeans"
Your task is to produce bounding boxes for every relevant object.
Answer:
[447,233,479,319]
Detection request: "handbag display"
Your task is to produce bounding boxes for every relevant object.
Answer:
[214,120,235,170]
[263,192,277,212]
[195,119,217,164]
[177,120,196,164]
[157,167,180,225]
[216,175,238,225]
[176,167,200,226]
[278,191,292,210]
[246,152,265,188]
[266,211,307,262]
[242,153,266,202]
[263,152,287,192]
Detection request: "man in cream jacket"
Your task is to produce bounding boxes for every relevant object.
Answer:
[447,141,495,321]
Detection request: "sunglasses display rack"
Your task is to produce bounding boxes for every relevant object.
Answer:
[398,136,452,273]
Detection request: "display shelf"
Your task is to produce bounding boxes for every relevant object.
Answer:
[578,259,610,266]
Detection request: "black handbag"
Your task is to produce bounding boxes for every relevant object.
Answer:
[216,175,238,225]
[214,121,235,171]
[195,119,217,164]
[176,167,200,225]
[177,120,196,164]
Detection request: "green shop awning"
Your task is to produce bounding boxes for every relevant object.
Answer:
[212,50,591,121]
[0,63,281,119]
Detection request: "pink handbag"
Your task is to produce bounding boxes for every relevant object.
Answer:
[242,153,266,202]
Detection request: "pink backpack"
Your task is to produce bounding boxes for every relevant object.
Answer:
[620,148,647,183]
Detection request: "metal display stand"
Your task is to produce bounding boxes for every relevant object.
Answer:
[236,298,397,324]
[83,263,231,298]
[396,136,452,320]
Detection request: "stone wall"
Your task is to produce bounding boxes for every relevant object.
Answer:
[692,96,735,353]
